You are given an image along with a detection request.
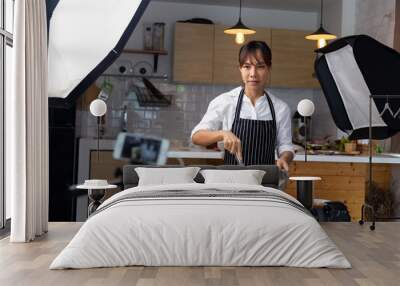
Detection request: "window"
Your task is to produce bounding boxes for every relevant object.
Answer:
[0,0,13,230]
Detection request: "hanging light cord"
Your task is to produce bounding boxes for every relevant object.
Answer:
[320,0,323,27]
[239,0,242,20]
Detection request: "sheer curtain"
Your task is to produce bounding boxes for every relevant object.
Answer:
[7,0,48,242]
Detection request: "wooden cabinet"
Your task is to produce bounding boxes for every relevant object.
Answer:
[173,23,320,88]
[173,22,214,83]
[90,151,125,199]
[212,25,271,85]
[270,29,320,88]
[286,162,391,221]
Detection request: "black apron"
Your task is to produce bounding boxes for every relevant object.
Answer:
[224,88,277,165]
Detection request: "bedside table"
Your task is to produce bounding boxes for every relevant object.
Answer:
[289,176,321,210]
[77,184,117,216]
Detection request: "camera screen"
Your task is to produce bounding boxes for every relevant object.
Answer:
[121,135,162,164]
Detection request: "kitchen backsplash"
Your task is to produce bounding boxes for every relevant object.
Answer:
[76,77,337,147]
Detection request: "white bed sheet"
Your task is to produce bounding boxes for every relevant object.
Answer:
[50,183,351,269]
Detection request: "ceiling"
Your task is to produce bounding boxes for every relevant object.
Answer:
[154,0,321,12]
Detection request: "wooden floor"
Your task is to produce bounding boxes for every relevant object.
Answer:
[0,222,399,286]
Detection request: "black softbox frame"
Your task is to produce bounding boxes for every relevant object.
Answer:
[315,35,400,140]
[47,0,150,107]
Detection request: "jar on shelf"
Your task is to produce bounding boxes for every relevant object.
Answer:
[152,22,165,51]
[143,23,153,50]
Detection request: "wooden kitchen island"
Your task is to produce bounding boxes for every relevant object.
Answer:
[78,139,400,222]
[166,150,399,221]
[286,161,391,221]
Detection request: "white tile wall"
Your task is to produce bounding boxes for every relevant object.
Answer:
[76,78,338,148]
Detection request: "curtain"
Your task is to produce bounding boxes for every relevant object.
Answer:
[7,0,49,242]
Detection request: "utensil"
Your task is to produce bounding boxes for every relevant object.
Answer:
[235,154,244,166]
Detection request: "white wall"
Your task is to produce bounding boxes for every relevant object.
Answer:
[322,0,395,41]
[352,0,396,147]
[323,0,343,37]
[341,0,356,36]
[113,1,318,76]
[354,0,396,47]
[322,0,356,38]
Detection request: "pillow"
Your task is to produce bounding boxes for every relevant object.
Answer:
[135,167,201,186]
[200,169,266,185]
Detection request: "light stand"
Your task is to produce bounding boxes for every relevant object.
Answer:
[359,94,400,231]
[304,116,308,162]
[359,95,376,230]
[97,117,100,161]
[90,99,107,161]
[297,99,315,162]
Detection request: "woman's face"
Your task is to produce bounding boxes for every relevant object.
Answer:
[239,50,270,91]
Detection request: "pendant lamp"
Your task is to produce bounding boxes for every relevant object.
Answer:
[305,0,337,48]
[224,0,255,44]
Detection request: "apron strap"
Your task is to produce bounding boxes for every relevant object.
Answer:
[264,92,278,157]
[234,89,277,127]
[265,92,277,128]
[233,88,245,122]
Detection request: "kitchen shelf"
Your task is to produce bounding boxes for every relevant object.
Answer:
[122,49,168,73]
[123,49,167,55]
[101,73,168,80]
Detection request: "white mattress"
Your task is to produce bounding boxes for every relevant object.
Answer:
[50,183,351,269]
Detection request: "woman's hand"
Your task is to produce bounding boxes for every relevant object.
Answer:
[276,158,289,172]
[221,131,243,162]
[276,151,293,172]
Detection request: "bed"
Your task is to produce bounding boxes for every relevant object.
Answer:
[50,165,351,269]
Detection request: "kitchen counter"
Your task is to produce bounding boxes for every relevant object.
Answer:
[78,139,400,174]
[168,148,400,164]
[77,137,400,186]
[167,148,225,159]
[293,153,400,164]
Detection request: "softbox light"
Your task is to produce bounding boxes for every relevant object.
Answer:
[47,0,150,103]
[315,35,400,140]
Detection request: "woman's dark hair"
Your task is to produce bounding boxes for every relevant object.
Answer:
[239,41,272,67]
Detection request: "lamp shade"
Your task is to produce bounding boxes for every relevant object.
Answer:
[224,18,256,35]
[90,99,107,117]
[304,0,337,48]
[297,99,315,117]
[305,26,337,41]
[223,0,255,44]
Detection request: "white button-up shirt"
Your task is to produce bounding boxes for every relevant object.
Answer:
[191,87,294,156]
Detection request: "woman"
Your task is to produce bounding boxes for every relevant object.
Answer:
[191,41,294,171]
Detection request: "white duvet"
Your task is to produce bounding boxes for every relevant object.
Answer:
[50,183,351,269]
